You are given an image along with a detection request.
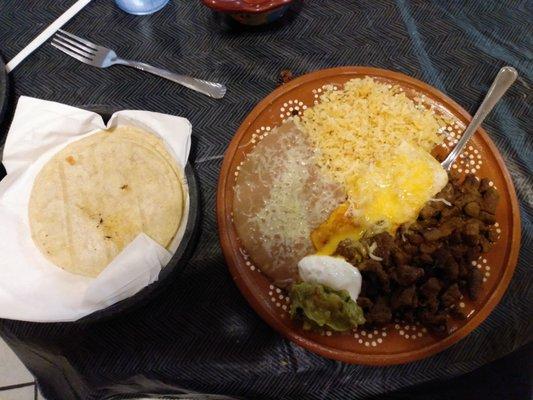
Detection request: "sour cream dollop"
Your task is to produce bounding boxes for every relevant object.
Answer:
[297,255,362,302]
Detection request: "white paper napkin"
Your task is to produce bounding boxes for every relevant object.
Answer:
[0,97,191,322]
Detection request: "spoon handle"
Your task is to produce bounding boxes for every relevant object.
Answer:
[441,66,518,170]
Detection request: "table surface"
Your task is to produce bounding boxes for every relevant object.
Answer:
[0,1,531,399]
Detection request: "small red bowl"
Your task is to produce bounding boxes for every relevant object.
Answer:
[202,0,295,25]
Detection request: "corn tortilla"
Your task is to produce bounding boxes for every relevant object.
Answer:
[28,126,184,277]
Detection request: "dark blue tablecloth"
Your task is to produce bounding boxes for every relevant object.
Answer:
[0,1,531,399]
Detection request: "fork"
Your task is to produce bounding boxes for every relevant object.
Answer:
[440,66,517,170]
[51,30,226,99]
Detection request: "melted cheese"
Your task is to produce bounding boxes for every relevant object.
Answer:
[312,142,448,253]
[311,203,364,256]
[317,229,365,256]
[348,141,448,230]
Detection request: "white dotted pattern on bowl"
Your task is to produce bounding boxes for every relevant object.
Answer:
[352,327,390,347]
[232,82,503,347]
[473,257,493,282]
[279,99,307,119]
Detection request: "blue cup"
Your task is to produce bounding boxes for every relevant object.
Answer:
[115,0,170,15]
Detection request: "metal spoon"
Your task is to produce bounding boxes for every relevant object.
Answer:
[441,66,518,170]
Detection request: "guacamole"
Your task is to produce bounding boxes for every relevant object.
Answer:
[290,282,365,331]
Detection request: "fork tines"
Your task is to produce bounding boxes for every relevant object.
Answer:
[51,29,99,64]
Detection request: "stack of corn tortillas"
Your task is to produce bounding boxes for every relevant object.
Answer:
[28,126,185,278]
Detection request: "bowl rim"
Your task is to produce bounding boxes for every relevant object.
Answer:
[216,66,522,365]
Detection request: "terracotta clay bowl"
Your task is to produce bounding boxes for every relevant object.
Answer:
[217,67,521,365]
[202,0,295,25]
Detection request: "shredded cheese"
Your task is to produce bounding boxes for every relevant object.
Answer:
[368,241,383,262]
[429,197,452,206]
[295,77,445,186]
[252,146,313,244]
[239,123,345,261]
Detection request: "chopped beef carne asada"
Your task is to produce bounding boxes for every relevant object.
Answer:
[338,174,499,335]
